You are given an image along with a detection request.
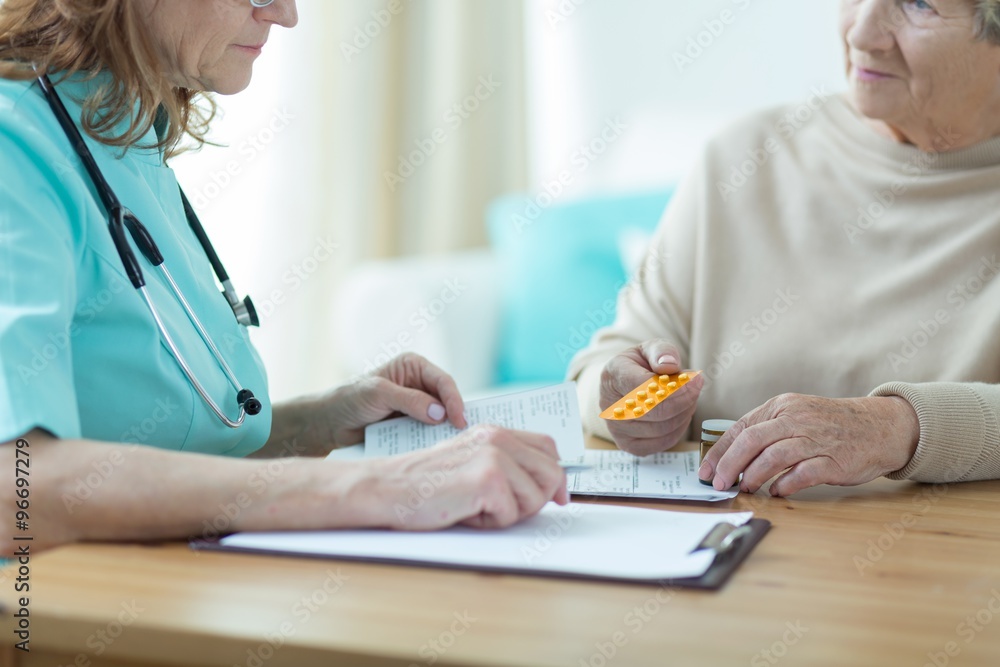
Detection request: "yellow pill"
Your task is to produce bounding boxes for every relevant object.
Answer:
[645,398,656,408]
[625,399,636,409]
[658,375,672,386]
[656,390,666,399]
[633,406,645,416]
[647,382,658,393]
[667,381,677,389]
[637,391,648,400]
[614,407,625,418]
[678,373,689,381]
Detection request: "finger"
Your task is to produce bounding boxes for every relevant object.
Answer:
[604,344,683,400]
[379,383,452,426]
[637,339,683,374]
[486,428,559,460]
[699,403,768,481]
[498,436,566,506]
[740,438,812,493]
[609,375,704,438]
[413,359,467,429]
[614,418,694,456]
[554,474,570,505]
[473,429,564,513]
[461,458,524,529]
[502,450,559,519]
[712,418,793,491]
[769,457,832,497]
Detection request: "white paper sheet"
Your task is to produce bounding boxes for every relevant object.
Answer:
[567,450,739,502]
[363,382,585,460]
[218,503,754,582]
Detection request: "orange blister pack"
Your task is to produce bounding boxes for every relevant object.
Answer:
[600,371,702,421]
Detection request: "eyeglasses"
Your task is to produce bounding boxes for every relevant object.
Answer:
[250,0,275,7]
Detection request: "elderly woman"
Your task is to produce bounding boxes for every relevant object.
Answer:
[571,0,1000,496]
[0,0,567,555]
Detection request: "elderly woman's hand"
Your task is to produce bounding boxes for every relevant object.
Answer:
[327,353,468,446]
[601,339,704,456]
[699,394,920,496]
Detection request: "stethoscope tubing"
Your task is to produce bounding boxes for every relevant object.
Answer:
[35,73,261,428]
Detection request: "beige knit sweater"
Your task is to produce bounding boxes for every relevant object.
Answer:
[568,92,1000,484]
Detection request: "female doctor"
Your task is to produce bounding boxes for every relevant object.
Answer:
[0,0,568,555]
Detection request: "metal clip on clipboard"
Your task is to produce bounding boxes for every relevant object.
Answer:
[692,522,755,559]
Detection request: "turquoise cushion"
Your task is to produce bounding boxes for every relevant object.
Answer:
[487,190,674,384]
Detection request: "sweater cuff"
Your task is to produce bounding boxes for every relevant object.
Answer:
[869,382,995,482]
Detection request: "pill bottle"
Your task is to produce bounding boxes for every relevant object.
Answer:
[700,419,736,486]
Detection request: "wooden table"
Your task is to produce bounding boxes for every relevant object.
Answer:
[2,438,1000,667]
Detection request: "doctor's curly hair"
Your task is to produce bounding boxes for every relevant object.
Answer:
[0,0,216,160]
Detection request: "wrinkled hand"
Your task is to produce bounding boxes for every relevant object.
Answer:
[371,425,570,530]
[699,394,920,497]
[600,340,704,456]
[328,353,468,446]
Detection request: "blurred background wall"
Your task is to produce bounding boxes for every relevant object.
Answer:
[171,0,845,403]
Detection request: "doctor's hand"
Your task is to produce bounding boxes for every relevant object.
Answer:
[366,425,570,530]
[698,394,920,497]
[327,353,468,446]
[601,339,704,456]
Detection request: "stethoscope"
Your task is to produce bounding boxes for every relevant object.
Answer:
[36,74,263,428]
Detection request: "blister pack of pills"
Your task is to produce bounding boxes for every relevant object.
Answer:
[600,371,702,421]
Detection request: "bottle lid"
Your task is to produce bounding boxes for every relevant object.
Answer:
[701,419,737,436]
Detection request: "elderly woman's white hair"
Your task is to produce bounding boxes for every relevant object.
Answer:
[976,0,1000,42]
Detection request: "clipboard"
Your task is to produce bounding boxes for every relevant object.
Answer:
[192,504,770,590]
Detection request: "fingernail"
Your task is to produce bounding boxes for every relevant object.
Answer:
[657,355,678,367]
[428,404,446,421]
[713,477,727,491]
[698,461,712,480]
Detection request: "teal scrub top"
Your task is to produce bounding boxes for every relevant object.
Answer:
[0,72,272,456]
